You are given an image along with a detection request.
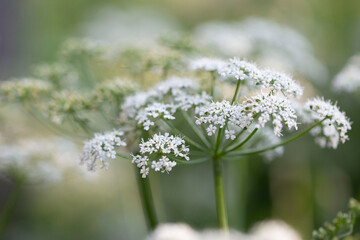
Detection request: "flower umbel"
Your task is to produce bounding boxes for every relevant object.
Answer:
[132,133,190,178]
[80,130,126,171]
[304,97,351,149]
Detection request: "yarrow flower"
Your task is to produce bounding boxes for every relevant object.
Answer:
[132,133,190,178]
[218,58,303,98]
[304,97,351,149]
[196,93,297,138]
[80,130,126,171]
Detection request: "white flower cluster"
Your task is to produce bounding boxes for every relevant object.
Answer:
[196,93,297,138]
[80,130,126,171]
[121,76,211,130]
[0,137,82,184]
[333,54,360,93]
[304,98,351,149]
[132,133,190,178]
[219,58,303,98]
[0,78,52,101]
[189,57,226,72]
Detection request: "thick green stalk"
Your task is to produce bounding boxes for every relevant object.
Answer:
[0,179,24,238]
[212,156,228,231]
[134,167,158,231]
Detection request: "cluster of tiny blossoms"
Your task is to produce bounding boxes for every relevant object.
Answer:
[196,92,297,138]
[219,58,303,98]
[189,57,226,72]
[121,76,211,131]
[80,130,126,171]
[132,133,190,178]
[304,98,352,149]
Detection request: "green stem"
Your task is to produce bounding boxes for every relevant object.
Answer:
[134,166,158,231]
[212,156,228,231]
[0,179,24,238]
[231,80,241,104]
[210,71,216,98]
[225,118,328,158]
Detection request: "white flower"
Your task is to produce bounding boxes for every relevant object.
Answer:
[196,93,297,138]
[251,220,302,240]
[218,58,262,83]
[189,57,226,72]
[80,130,126,171]
[225,129,236,140]
[304,97,351,148]
[219,58,303,98]
[132,133,189,178]
[333,54,360,93]
[121,76,211,131]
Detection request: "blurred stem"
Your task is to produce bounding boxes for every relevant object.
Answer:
[210,71,216,98]
[212,156,228,231]
[0,178,25,238]
[134,167,158,231]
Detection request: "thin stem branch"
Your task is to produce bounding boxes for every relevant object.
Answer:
[225,118,328,159]
[181,111,211,148]
[224,128,258,153]
[160,120,208,151]
[210,71,216,98]
[231,80,241,104]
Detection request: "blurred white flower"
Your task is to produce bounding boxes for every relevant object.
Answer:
[194,18,327,82]
[0,137,83,183]
[251,220,302,240]
[333,54,360,93]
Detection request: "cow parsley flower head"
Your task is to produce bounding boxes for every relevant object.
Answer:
[218,58,262,84]
[121,76,211,131]
[333,54,360,93]
[242,93,298,136]
[196,93,297,138]
[304,97,351,148]
[94,77,137,104]
[132,133,190,178]
[0,78,52,101]
[189,57,226,72]
[218,58,303,98]
[80,130,126,172]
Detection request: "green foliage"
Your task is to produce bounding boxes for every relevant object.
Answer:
[313,199,360,240]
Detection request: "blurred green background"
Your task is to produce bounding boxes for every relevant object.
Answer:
[0,0,360,239]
